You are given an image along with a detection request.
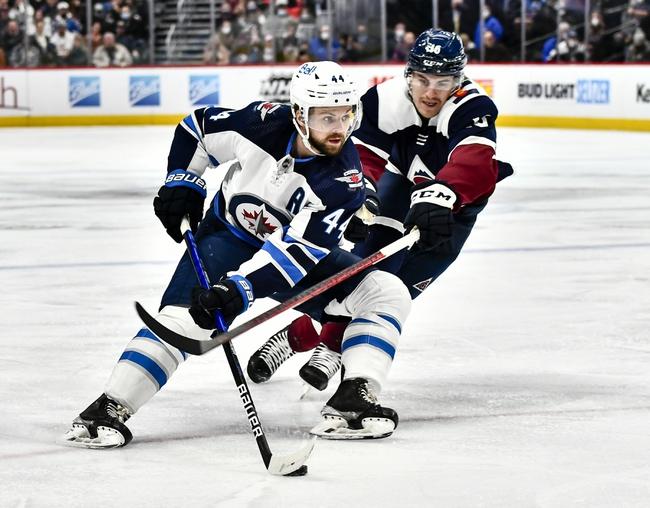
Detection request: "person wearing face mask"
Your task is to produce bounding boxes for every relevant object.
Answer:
[248,29,513,395]
[308,23,341,61]
[626,27,650,60]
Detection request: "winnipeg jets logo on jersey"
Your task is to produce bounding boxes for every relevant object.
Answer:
[229,195,291,241]
[406,154,435,184]
[334,168,363,188]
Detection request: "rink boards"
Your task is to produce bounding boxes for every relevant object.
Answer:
[0,63,649,130]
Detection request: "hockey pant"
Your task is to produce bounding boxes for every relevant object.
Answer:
[354,170,488,299]
[104,208,409,413]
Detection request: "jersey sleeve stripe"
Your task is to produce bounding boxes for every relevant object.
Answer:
[448,135,496,160]
[261,239,307,285]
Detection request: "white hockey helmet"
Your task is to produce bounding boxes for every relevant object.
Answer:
[289,61,362,155]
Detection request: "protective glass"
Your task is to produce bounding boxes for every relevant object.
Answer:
[306,106,359,134]
[408,72,461,93]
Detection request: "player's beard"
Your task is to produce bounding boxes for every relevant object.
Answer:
[308,132,346,156]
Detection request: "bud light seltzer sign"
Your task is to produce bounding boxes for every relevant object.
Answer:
[129,75,160,107]
[189,75,219,106]
[69,77,100,107]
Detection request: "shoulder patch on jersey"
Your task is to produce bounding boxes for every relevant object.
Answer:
[334,168,364,188]
[256,102,283,121]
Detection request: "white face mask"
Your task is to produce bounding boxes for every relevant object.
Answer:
[221,23,231,34]
[633,30,645,45]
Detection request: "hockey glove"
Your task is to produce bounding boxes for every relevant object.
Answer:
[189,276,254,329]
[153,169,207,243]
[404,180,457,250]
[344,176,380,243]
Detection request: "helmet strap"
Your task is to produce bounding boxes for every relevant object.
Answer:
[292,106,325,157]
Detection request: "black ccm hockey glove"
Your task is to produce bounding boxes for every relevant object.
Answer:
[153,169,207,243]
[404,180,457,250]
[344,176,380,242]
[189,276,254,329]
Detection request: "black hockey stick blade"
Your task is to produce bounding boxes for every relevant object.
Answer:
[134,302,220,355]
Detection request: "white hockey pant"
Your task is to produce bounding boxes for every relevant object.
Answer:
[104,306,210,414]
[323,270,411,394]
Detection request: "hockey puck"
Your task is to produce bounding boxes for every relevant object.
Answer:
[284,465,308,477]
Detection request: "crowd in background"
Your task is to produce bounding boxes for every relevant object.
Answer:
[1,0,649,67]
[0,0,148,66]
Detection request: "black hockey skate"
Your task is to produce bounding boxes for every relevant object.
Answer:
[247,325,295,383]
[299,344,342,391]
[60,394,133,449]
[310,378,398,440]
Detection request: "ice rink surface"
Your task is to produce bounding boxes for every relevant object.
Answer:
[1,125,649,507]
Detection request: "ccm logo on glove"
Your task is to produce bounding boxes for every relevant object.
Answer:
[410,183,457,209]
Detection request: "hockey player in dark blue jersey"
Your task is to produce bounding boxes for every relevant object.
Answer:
[248,29,513,391]
[61,61,411,448]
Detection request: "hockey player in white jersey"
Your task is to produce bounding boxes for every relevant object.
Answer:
[61,61,411,448]
[248,29,513,390]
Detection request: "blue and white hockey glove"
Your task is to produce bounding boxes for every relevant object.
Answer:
[153,169,207,243]
[344,176,380,243]
[189,276,254,329]
[404,180,457,250]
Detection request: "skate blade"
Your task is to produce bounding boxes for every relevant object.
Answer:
[309,416,395,440]
[57,424,126,449]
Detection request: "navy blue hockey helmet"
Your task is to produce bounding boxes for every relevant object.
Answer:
[405,29,467,78]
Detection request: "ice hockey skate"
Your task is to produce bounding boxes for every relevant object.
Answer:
[247,325,295,383]
[310,378,398,440]
[299,343,342,391]
[59,394,133,449]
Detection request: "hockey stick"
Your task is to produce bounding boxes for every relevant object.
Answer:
[136,227,419,356]
[179,219,313,476]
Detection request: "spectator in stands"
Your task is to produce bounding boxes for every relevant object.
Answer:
[9,0,35,35]
[90,20,103,52]
[202,32,231,64]
[67,32,90,65]
[387,21,406,59]
[308,23,341,60]
[542,21,585,61]
[31,18,57,65]
[1,20,24,59]
[93,31,132,67]
[482,28,513,61]
[391,30,415,61]
[278,19,300,62]
[55,1,81,33]
[626,26,650,59]
[587,10,616,61]
[345,23,377,62]
[50,20,74,64]
[441,0,480,40]
[474,4,504,49]
[39,0,59,23]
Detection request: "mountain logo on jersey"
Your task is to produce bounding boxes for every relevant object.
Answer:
[129,76,160,107]
[229,195,291,241]
[189,75,220,106]
[69,77,100,107]
[406,155,435,184]
[413,277,433,292]
[335,169,363,188]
